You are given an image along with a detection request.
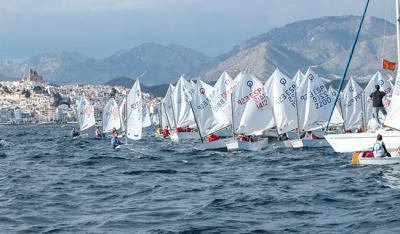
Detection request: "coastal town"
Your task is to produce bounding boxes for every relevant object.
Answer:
[0,69,159,124]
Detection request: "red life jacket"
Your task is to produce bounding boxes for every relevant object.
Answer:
[163,129,170,137]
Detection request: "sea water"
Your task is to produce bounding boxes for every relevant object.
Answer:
[1,125,400,233]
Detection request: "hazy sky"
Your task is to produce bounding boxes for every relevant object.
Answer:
[0,0,395,60]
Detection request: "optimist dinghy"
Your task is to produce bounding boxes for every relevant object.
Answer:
[194,139,227,151]
[352,151,400,165]
[291,139,330,148]
[170,131,199,142]
[226,138,268,152]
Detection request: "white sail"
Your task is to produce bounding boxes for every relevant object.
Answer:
[142,102,152,128]
[342,78,364,130]
[152,111,160,126]
[293,70,305,88]
[126,80,142,140]
[232,72,274,134]
[172,76,196,128]
[102,99,121,132]
[191,80,231,137]
[161,84,176,129]
[328,86,346,123]
[386,71,400,130]
[385,0,400,129]
[268,68,297,134]
[119,97,126,132]
[364,71,393,121]
[77,96,96,131]
[213,71,234,123]
[300,68,343,131]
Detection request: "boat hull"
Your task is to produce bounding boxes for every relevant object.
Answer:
[226,139,268,152]
[272,140,293,148]
[290,139,330,148]
[170,132,199,142]
[194,139,227,151]
[325,130,400,153]
[352,152,400,165]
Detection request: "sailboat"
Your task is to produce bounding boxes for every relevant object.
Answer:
[290,68,343,148]
[190,80,231,150]
[326,0,400,157]
[170,76,199,142]
[264,68,297,147]
[102,99,121,134]
[211,71,235,137]
[126,80,143,140]
[160,84,176,131]
[76,95,96,138]
[142,101,152,128]
[226,72,274,151]
[341,77,364,131]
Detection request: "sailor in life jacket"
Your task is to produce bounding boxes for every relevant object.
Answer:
[373,134,391,157]
[302,131,321,140]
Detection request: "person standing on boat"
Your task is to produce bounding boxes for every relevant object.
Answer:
[369,85,387,125]
[373,134,391,157]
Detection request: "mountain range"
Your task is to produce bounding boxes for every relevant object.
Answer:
[0,15,396,86]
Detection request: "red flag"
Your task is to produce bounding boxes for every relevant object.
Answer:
[382,59,396,71]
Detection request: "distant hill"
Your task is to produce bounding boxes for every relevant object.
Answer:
[104,77,169,97]
[0,15,396,85]
[202,15,396,81]
[0,43,217,86]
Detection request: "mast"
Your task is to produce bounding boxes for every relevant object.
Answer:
[169,92,177,129]
[230,91,235,139]
[294,89,301,139]
[125,91,128,144]
[325,0,370,132]
[189,101,203,143]
[397,0,400,66]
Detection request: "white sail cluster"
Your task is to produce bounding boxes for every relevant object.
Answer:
[160,67,396,142]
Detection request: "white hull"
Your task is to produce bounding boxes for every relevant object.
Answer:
[272,140,293,148]
[194,139,227,151]
[326,130,400,153]
[170,132,199,142]
[353,152,400,165]
[290,139,330,148]
[226,138,268,152]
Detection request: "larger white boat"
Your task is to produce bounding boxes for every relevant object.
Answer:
[325,130,400,152]
[326,0,400,153]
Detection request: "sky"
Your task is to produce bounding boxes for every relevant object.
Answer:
[0,0,396,60]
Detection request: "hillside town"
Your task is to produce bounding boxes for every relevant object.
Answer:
[0,69,159,124]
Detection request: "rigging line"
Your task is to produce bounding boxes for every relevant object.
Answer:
[325,0,370,132]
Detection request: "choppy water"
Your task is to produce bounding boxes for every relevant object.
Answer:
[1,125,400,233]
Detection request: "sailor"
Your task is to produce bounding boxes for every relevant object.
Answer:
[373,134,391,157]
[111,132,122,149]
[95,126,105,138]
[367,113,380,133]
[301,131,321,140]
[71,128,79,138]
[156,127,162,136]
[369,85,387,125]
[163,126,170,137]
[207,133,220,142]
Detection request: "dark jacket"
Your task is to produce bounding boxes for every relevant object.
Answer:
[369,90,386,107]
